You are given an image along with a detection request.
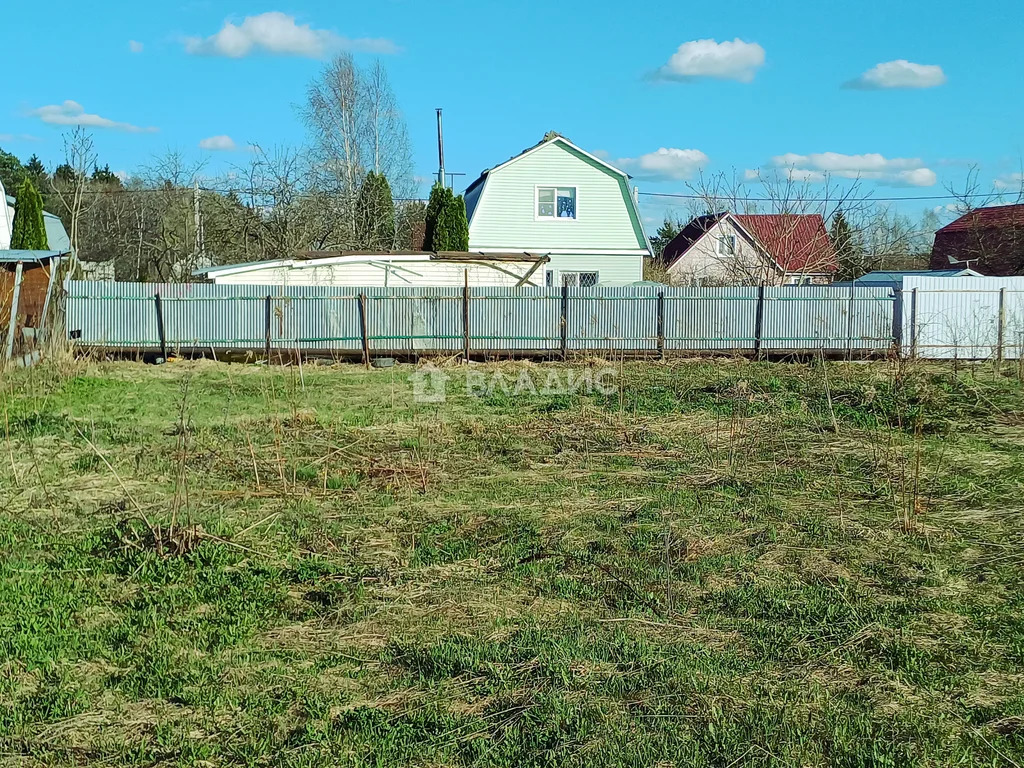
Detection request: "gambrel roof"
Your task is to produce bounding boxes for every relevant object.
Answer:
[461,135,649,253]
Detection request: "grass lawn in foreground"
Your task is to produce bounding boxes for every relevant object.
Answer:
[1,358,1023,767]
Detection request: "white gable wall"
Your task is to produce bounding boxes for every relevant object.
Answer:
[668,218,770,285]
[467,141,647,285]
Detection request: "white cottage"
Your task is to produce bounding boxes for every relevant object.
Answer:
[661,212,838,286]
[463,135,651,287]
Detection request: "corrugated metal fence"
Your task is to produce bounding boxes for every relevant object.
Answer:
[64,281,900,357]
[904,276,1024,360]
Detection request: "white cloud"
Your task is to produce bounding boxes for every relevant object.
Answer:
[129,40,144,53]
[767,152,937,187]
[0,133,40,143]
[655,38,765,83]
[994,173,1024,191]
[184,12,397,58]
[617,147,709,180]
[845,60,946,90]
[114,170,129,182]
[29,100,157,133]
[199,135,238,151]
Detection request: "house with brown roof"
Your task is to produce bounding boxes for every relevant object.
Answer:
[930,204,1024,275]
[659,212,838,285]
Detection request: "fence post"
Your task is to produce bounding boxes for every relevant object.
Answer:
[560,284,569,360]
[357,292,370,367]
[463,272,471,362]
[910,287,919,359]
[753,284,766,358]
[846,284,856,361]
[264,295,272,362]
[656,291,665,359]
[3,261,24,362]
[893,290,904,354]
[997,287,1006,363]
[154,292,167,360]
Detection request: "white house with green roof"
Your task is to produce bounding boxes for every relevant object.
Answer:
[462,135,650,287]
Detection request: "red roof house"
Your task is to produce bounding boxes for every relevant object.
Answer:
[661,212,837,285]
[930,204,1024,275]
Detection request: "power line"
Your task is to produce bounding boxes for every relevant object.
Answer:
[27,184,1023,205]
[639,190,1022,203]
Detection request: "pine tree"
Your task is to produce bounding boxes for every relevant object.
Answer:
[9,178,48,250]
[0,147,26,196]
[650,216,683,261]
[355,171,396,249]
[830,208,861,280]
[91,164,123,188]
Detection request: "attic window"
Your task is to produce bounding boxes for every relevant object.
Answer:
[717,235,736,255]
[537,187,576,219]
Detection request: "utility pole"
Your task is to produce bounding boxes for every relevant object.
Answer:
[193,179,205,269]
[436,108,446,188]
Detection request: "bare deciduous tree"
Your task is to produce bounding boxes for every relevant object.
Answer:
[303,54,413,248]
[51,127,97,259]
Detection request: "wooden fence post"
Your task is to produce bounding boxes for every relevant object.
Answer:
[264,295,272,362]
[560,284,569,361]
[154,292,167,360]
[3,261,24,361]
[358,292,370,367]
[997,287,1006,363]
[463,272,471,362]
[656,291,665,359]
[753,284,766,358]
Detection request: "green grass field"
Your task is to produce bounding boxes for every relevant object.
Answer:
[2,357,1023,767]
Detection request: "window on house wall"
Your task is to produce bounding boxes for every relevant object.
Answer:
[717,235,736,255]
[562,271,598,288]
[787,275,811,285]
[545,270,554,287]
[537,187,576,219]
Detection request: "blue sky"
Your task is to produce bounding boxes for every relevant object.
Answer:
[3,0,1023,224]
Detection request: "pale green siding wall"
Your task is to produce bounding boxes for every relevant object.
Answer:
[468,142,646,252]
[542,254,644,286]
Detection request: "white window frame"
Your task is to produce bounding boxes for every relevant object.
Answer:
[561,271,599,288]
[535,185,578,221]
[717,234,736,256]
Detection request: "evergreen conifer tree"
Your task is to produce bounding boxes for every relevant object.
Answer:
[9,178,48,250]
[355,171,396,249]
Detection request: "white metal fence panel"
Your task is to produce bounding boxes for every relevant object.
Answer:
[567,287,659,351]
[762,286,895,351]
[903,276,1024,359]
[469,287,561,352]
[663,287,758,351]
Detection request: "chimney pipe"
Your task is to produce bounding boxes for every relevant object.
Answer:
[436,108,446,188]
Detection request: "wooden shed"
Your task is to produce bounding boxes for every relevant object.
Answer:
[1,250,68,360]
